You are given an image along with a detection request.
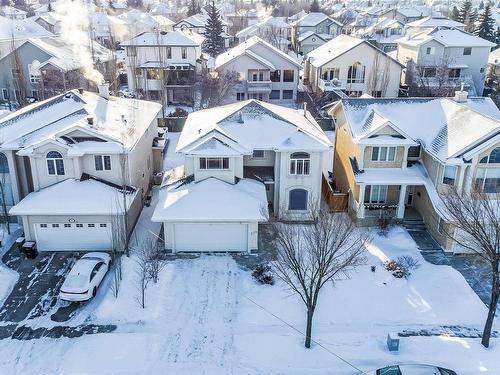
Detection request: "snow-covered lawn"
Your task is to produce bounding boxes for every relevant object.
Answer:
[0,225,498,374]
[0,224,22,306]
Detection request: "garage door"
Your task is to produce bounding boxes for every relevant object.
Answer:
[174,223,248,252]
[34,222,112,252]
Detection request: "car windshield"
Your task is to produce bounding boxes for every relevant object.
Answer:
[63,275,88,288]
[377,366,402,375]
[439,369,457,375]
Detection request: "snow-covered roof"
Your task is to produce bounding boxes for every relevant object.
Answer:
[488,48,500,65]
[297,30,328,43]
[397,26,495,48]
[396,6,433,18]
[236,16,290,39]
[291,12,341,27]
[339,97,500,163]
[121,30,203,46]
[176,13,229,28]
[152,177,268,222]
[0,90,162,154]
[215,36,301,69]
[9,178,137,216]
[33,12,62,26]
[176,100,332,155]
[405,16,464,29]
[1,6,27,17]
[0,15,53,42]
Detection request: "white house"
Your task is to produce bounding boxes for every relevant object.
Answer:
[152,99,332,253]
[303,34,404,98]
[355,17,404,52]
[291,12,343,54]
[396,26,495,96]
[235,16,291,52]
[404,16,465,37]
[5,88,162,252]
[214,36,301,104]
[174,13,231,48]
[121,30,204,107]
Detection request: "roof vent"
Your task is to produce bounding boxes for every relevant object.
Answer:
[237,111,244,123]
[87,117,94,126]
[78,87,84,94]
[454,83,468,103]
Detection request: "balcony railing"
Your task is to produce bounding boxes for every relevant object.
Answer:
[246,80,272,93]
[363,203,398,218]
[318,78,347,91]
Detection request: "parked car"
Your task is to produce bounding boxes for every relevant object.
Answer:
[363,364,457,375]
[59,252,111,302]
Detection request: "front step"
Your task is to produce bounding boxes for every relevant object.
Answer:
[403,219,426,231]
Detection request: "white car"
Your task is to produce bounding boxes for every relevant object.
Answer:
[59,252,111,302]
[363,364,457,375]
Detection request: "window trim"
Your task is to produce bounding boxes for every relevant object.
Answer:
[371,146,396,162]
[288,188,308,211]
[442,165,457,186]
[252,150,265,159]
[364,185,388,204]
[95,155,112,171]
[289,152,311,176]
[199,157,230,170]
[463,47,472,56]
[46,151,65,176]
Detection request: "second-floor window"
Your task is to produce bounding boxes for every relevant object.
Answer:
[181,47,187,59]
[347,62,365,83]
[199,157,229,170]
[442,165,457,186]
[371,146,396,162]
[322,68,340,81]
[270,70,281,82]
[95,155,111,171]
[166,47,172,59]
[283,70,294,82]
[425,47,435,55]
[290,152,310,175]
[126,47,137,57]
[46,151,64,175]
[252,150,265,159]
[463,47,472,56]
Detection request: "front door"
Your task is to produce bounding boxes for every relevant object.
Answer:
[405,186,415,206]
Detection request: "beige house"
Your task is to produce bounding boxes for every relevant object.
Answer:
[328,90,500,253]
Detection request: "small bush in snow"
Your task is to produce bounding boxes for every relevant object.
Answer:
[396,255,421,278]
[252,264,275,285]
[384,260,399,271]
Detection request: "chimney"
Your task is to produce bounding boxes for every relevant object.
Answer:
[97,82,109,99]
[454,83,468,103]
[87,117,94,126]
[78,87,84,95]
[303,102,307,117]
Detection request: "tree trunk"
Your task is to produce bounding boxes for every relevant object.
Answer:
[305,308,314,348]
[482,270,499,348]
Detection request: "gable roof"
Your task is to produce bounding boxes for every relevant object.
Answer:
[405,16,464,29]
[291,12,342,27]
[0,15,53,42]
[215,36,301,69]
[339,97,500,163]
[307,34,404,68]
[176,100,331,154]
[298,30,328,43]
[397,26,495,48]
[121,30,203,47]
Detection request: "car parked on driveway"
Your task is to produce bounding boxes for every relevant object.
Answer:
[59,252,111,302]
[363,364,457,375]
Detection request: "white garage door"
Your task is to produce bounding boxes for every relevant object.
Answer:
[34,222,112,252]
[174,223,248,252]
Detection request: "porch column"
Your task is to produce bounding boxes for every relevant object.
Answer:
[397,184,407,219]
[357,184,365,219]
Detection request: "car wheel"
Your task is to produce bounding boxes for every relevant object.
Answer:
[92,287,97,298]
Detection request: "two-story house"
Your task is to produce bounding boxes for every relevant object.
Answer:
[404,16,465,37]
[5,87,162,252]
[355,18,404,52]
[303,34,403,98]
[121,30,204,108]
[235,16,291,52]
[214,36,301,104]
[396,26,495,96]
[290,12,343,54]
[152,99,332,253]
[327,90,500,253]
[174,13,231,48]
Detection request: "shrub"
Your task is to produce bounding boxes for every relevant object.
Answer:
[252,263,275,285]
[396,255,421,278]
[167,107,189,117]
[384,260,399,271]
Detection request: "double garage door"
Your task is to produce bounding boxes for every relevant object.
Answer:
[173,223,248,252]
[34,222,112,252]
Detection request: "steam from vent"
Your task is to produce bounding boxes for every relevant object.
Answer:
[54,0,104,85]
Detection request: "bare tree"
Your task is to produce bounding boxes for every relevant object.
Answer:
[271,206,367,348]
[145,237,167,283]
[135,239,151,308]
[440,187,499,348]
[200,70,239,108]
[0,172,11,235]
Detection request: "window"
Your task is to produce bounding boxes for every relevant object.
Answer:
[0,153,9,173]
[166,47,172,59]
[181,47,187,59]
[475,168,500,193]
[346,90,363,97]
[282,90,293,99]
[100,223,107,227]
[371,90,382,98]
[448,68,460,78]
[463,47,472,55]
[52,224,59,228]
[236,92,245,101]
[199,157,229,170]
[288,188,308,210]
[442,165,457,186]
[289,152,310,175]
[46,151,64,175]
[283,70,294,82]
[90,262,103,281]
[371,146,396,162]
[76,223,83,228]
[269,90,280,100]
[376,365,402,375]
[11,68,20,77]
[64,224,71,228]
[423,67,436,78]
[1,88,8,100]
[480,67,485,73]
[270,70,281,82]
[40,224,47,228]
[437,218,444,234]
[425,46,435,55]
[322,68,340,81]
[407,145,421,158]
[95,155,111,171]
[479,148,500,164]
[364,185,388,204]
[347,62,365,83]
[88,224,95,228]
[126,46,137,56]
[252,150,265,159]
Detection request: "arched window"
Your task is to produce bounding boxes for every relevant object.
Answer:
[289,188,308,210]
[347,62,365,84]
[0,153,9,173]
[479,148,500,164]
[290,152,310,175]
[46,151,65,175]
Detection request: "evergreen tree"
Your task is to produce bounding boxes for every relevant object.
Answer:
[310,0,320,12]
[450,5,460,20]
[47,0,52,12]
[457,0,476,32]
[187,0,200,16]
[203,1,225,58]
[479,0,485,9]
[476,4,496,41]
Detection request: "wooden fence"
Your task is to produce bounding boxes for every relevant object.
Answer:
[322,175,348,212]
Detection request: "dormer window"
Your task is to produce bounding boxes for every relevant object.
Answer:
[46,151,64,175]
[199,157,229,170]
[371,146,396,162]
[290,152,310,175]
